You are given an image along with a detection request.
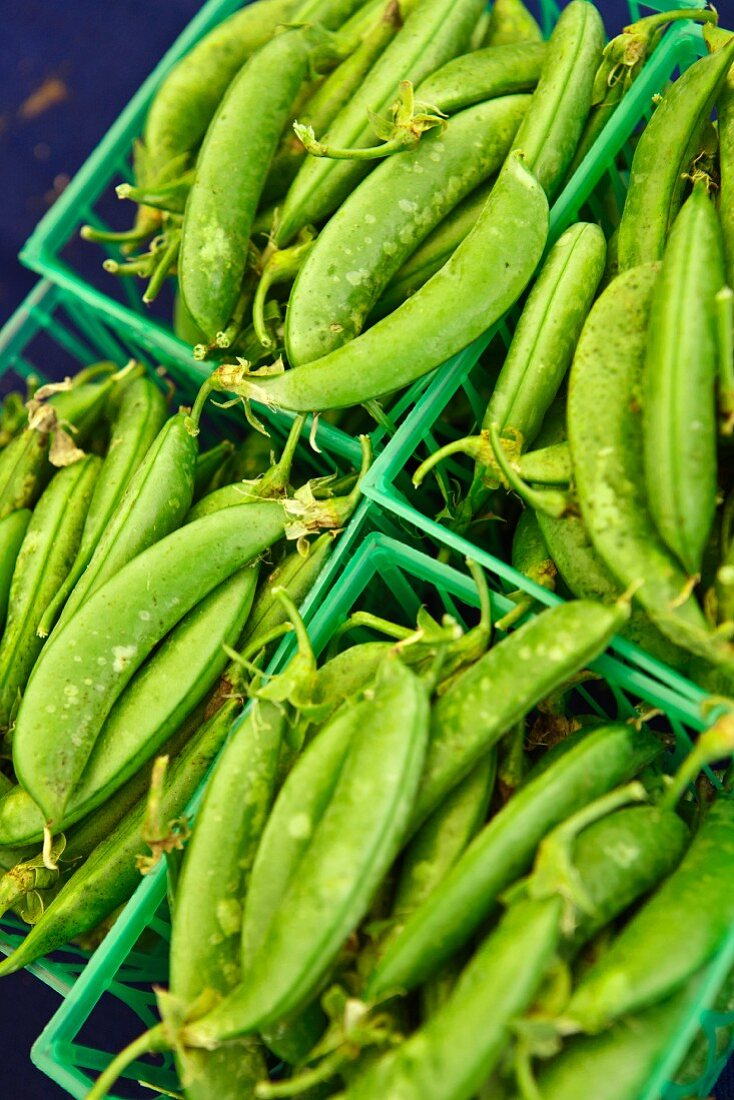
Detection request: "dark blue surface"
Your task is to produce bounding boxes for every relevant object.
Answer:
[3,1,734,1098]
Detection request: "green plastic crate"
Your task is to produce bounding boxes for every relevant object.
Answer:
[0,277,390,991]
[361,15,710,701]
[29,530,734,1099]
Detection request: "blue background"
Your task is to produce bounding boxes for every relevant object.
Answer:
[2,1,734,1097]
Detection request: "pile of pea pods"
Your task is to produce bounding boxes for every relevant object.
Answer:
[0,358,366,969]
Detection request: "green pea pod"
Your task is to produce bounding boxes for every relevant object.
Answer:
[510,1,604,201]
[371,180,493,319]
[193,439,236,501]
[0,511,30,631]
[13,501,290,826]
[210,150,548,411]
[54,412,197,632]
[409,597,628,834]
[169,699,284,1099]
[285,94,530,366]
[186,656,430,1044]
[495,508,557,630]
[37,377,168,640]
[516,441,572,486]
[274,0,487,246]
[366,722,661,1000]
[0,694,239,977]
[143,0,297,182]
[0,430,51,520]
[719,40,734,288]
[180,26,322,339]
[349,897,562,1100]
[643,180,725,577]
[482,0,542,47]
[416,41,546,114]
[0,456,101,730]
[617,37,734,271]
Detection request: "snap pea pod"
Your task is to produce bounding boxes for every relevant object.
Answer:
[0,456,100,731]
[0,430,50,520]
[566,797,734,1032]
[274,0,487,246]
[186,656,430,1044]
[0,510,30,631]
[370,180,493,319]
[510,1,604,200]
[0,693,240,977]
[482,0,542,47]
[37,376,168,639]
[13,501,291,826]
[643,180,725,577]
[285,94,529,366]
[617,38,734,271]
[416,42,546,113]
[366,722,661,1000]
[143,0,296,183]
[207,150,548,412]
[54,412,197,632]
[193,439,236,501]
[496,508,556,630]
[179,26,324,339]
[720,39,734,288]
[516,442,572,486]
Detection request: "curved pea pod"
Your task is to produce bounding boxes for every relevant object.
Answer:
[371,180,493,319]
[37,376,169,639]
[169,699,284,1099]
[143,0,296,182]
[0,429,51,520]
[274,0,487,246]
[0,694,239,977]
[510,1,604,201]
[349,897,562,1100]
[643,181,725,577]
[409,597,629,834]
[12,501,291,827]
[416,42,546,114]
[0,456,100,730]
[617,37,734,271]
[482,0,542,47]
[565,797,734,1033]
[0,510,30,631]
[285,94,530,366]
[185,656,430,1044]
[210,150,548,412]
[179,27,321,340]
[516,442,572,486]
[366,722,662,1000]
[54,412,197,631]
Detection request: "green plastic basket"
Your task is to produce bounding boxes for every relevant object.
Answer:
[361,15,710,701]
[0,277,390,991]
[29,530,734,1099]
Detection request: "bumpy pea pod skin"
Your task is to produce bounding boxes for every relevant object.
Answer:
[274,0,487,246]
[206,151,548,412]
[416,42,546,114]
[179,27,323,340]
[482,0,542,47]
[565,797,734,1033]
[12,501,290,827]
[0,511,30,631]
[0,456,100,731]
[643,181,725,577]
[54,412,197,632]
[37,376,168,639]
[510,1,604,201]
[285,94,530,366]
[184,656,430,1045]
[366,722,661,1000]
[617,37,734,271]
[0,693,240,977]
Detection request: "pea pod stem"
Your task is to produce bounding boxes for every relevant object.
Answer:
[142,231,181,304]
[489,423,572,518]
[80,224,152,246]
[253,230,315,350]
[659,712,734,812]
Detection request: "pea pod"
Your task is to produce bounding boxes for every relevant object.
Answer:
[206,150,548,412]
[274,0,487,246]
[643,180,725,577]
[617,38,734,271]
[193,438,236,501]
[719,40,734,288]
[0,511,30,631]
[496,508,557,630]
[415,41,546,113]
[37,377,168,639]
[13,500,291,826]
[285,94,530,366]
[0,430,51,520]
[0,456,100,730]
[482,0,542,47]
[366,722,661,1000]
[516,441,572,486]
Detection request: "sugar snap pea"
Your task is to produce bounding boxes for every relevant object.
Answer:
[0,429,51,520]
[482,0,542,47]
[496,508,556,630]
[416,42,546,114]
[516,442,572,486]
[0,511,30,631]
